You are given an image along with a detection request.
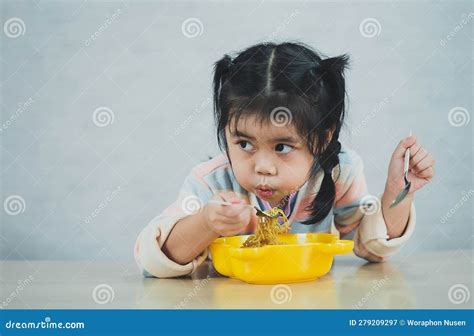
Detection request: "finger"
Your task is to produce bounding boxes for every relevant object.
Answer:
[215,215,244,226]
[213,192,246,215]
[208,197,233,213]
[412,154,434,172]
[409,142,422,158]
[393,134,417,158]
[216,220,249,236]
[219,208,250,222]
[416,165,434,178]
[410,147,428,168]
[221,203,248,217]
[218,191,244,204]
[218,224,246,235]
[249,211,259,226]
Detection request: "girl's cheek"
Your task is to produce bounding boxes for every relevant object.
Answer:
[232,159,251,180]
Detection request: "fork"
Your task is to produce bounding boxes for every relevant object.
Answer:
[208,199,276,218]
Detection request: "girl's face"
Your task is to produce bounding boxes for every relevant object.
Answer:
[225,115,314,207]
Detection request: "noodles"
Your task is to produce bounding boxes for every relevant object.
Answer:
[241,207,290,248]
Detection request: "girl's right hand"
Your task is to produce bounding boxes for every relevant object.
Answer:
[202,192,255,237]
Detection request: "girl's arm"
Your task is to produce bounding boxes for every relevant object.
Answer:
[381,189,413,239]
[382,134,434,239]
[163,192,255,265]
[162,210,219,265]
[333,148,416,263]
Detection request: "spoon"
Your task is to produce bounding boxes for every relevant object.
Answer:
[390,133,412,208]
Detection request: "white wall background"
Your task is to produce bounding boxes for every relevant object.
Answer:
[1,0,472,262]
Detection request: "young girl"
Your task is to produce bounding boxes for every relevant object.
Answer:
[134,42,434,278]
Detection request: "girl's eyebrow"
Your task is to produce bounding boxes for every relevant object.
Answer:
[231,130,256,140]
[231,130,300,143]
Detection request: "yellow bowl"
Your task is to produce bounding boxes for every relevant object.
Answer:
[209,233,354,284]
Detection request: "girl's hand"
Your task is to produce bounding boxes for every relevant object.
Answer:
[202,192,257,237]
[386,134,435,195]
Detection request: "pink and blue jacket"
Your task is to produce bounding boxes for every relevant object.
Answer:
[135,146,416,278]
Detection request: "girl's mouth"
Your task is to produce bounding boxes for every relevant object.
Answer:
[255,186,275,198]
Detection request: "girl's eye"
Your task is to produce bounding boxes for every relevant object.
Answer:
[275,143,293,154]
[238,140,254,152]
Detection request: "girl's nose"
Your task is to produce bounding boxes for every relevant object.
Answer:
[254,157,277,176]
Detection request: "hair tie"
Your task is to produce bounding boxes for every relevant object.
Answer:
[223,54,234,70]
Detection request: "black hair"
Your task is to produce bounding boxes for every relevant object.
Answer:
[212,41,350,224]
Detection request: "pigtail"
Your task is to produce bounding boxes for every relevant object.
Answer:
[302,54,349,225]
[318,54,350,116]
[302,140,342,224]
[213,54,234,150]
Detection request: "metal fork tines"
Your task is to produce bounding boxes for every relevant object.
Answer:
[254,207,277,218]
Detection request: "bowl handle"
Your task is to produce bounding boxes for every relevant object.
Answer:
[320,240,354,255]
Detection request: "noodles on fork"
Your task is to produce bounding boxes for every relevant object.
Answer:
[241,207,290,248]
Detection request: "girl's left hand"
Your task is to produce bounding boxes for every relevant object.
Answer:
[386,134,435,195]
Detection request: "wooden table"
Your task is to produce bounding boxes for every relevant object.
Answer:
[1,250,472,309]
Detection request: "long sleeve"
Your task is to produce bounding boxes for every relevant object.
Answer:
[333,149,416,262]
[134,167,214,278]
